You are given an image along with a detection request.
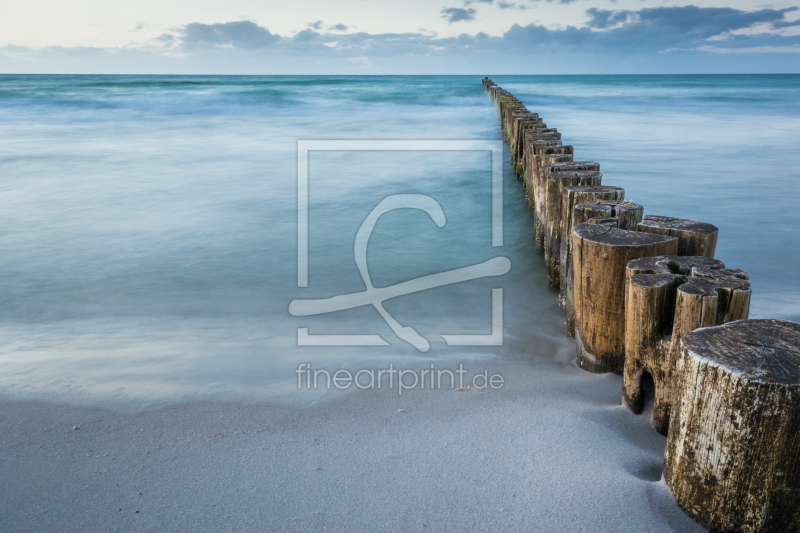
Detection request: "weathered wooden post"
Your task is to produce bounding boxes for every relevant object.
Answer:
[509,116,538,175]
[512,118,545,168]
[507,111,537,156]
[582,217,619,227]
[531,145,574,248]
[525,153,574,208]
[544,173,605,263]
[521,128,557,173]
[522,136,562,183]
[494,89,511,104]
[572,200,644,231]
[541,163,601,284]
[517,128,559,180]
[559,186,626,335]
[573,202,615,225]
[664,319,800,533]
[638,215,719,257]
[623,256,750,434]
[501,102,527,142]
[571,223,678,373]
[497,96,519,125]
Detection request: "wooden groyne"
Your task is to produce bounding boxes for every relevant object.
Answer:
[482,77,799,533]
[624,255,750,435]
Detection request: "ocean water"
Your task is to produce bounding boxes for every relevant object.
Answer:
[1,74,798,409]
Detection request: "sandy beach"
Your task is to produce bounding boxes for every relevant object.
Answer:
[0,356,706,532]
[2,74,799,532]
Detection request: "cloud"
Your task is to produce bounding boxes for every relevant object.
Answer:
[586,8,631,29]
[347,56,372,65]
[308,20,324,30]
[774,10,800,28]
[585,6,799,35]
[182,21,279,49]
[497,2,529,9]
[695,44,800,53]
[466,0,529,8]
[635,6,794,36]
[3,6,800,74]
[526,0,577,5]
[503,6,800,52]
[441,8,477,23]
[159,8,800,60]
[293,29,321,42]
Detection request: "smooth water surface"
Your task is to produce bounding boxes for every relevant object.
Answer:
[1,74,798,408]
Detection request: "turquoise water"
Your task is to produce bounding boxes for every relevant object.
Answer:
[1,75,798,407]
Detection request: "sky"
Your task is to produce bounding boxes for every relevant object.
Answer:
[1,0,799,73]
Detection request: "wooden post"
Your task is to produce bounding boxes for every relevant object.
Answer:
[521,135,561,182]
[571,223,678,373]
[559,186,625,336]
[525,154,574,208]
[573,200,644,231]
[501,104,527,142]
[623,256,750,434]
[522,128,557,178]
[664,319,800,533]
[541,163,601,285]
[531,145,574,248]
[638,215,719,257]
[587,217,619,227]
[516,126,559,178]
[574,201,613,223]
[497,97,520,128]
[522,128,558,149]
[508,112,538,158]
[512,119,545,168]
[494,90,511,104]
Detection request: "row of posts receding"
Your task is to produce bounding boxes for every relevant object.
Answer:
[483,77,799,533]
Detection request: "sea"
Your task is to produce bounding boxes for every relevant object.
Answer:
[1,74,798,409]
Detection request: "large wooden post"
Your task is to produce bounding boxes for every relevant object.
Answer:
[637,215,719,257]
[559,186,625,335]
[571,223,678,373]
[664,320,800,533]
[623,256,750,434]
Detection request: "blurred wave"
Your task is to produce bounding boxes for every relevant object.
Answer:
[0,74,797,408]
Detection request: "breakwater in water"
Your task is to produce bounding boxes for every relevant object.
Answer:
[483,77,800,533]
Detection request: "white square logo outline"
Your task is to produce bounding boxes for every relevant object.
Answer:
[294,140,506,350]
